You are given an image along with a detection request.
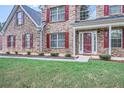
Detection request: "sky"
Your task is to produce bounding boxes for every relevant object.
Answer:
[0,5,40,23]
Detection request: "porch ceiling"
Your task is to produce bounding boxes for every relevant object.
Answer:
[72,15,124,30]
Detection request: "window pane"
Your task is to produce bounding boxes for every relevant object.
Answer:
[110,5,121,15]
[58,6,65,21]
[51,33,57,48]
[111,29,122,48]
[25,34,30,48]
[9,35,14,48]
[17,12,23,25]
[51,8,57,22]
[58,33,65,48]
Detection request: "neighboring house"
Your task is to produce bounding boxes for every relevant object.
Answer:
[1,5,44,54]
[43,5,124,57]
[1,5,124,57]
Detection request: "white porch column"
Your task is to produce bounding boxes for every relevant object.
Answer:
[109,25,112,55]
[73,28,76,56]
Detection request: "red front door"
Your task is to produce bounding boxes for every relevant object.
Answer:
[83,33,92,53]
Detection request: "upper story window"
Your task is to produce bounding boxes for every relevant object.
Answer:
[16,11,24,25]
[50,6,65,22]
[80,6,89,20]
[77,5,96,21]
[109,5,121,15]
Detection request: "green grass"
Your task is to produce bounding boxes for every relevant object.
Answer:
[0,58,124,88]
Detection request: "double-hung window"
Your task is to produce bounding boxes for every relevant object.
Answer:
[80,5,89,20]
[109,5,121,15]
[51,33,65,48]
[111,29,122,48]
[8,35,14,48]
[50,6,65,22]
[16,11,24,25]
[25,33,30,48]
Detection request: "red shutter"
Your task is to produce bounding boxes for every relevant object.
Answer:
[104,31,109,48]
[65,32,69,48]
[104,5,109,16]
[46,33,50,48]
[65,5,69,21]
[122,5,124,13]
[46,8,50,23]
[30,34,33,48]
[7,36,9,48]
[13,35,16,48]
[22,34,25,49]
[123,28,124,48]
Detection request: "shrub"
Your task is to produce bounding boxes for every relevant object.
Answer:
[27,51,31,55]
[65,54,72,57]
[50,53,59,57]
[39,53,44,56]
[99,54,111,61]
[15,51,18,55]
[6,52,10,55]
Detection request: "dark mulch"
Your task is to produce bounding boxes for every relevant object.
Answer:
[0,54,74,59]
[90,58,124,63]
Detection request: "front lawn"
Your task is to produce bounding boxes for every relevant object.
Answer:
[0,58,124,88]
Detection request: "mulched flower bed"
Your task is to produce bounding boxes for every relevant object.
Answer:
[0,54,74,60]
[90,58,124,63]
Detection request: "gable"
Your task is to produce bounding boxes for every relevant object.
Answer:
[1,5,42,34]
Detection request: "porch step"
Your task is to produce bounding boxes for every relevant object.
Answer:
[75,55,90,62]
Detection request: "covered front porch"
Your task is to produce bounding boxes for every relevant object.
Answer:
[72,16,124,57]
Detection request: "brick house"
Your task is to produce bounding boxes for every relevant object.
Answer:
[1,5,124,57]
[1,5,44,54]
[43,5,124,57]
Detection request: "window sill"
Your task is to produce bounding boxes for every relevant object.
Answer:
[49,20,67,24]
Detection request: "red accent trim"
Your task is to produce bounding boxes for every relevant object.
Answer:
[7,36,9,48]
[14,35,16,48]
[122,5,124,13]
[0,35,2,50]
[104,5,109,16]
[65,5,69,21]
[123,28,124,48]
[30,34,33,48]
[46,8,50,23]
[65,32,69,48]
[22,34,25,49]
[47,33,50,48]
[104,30,109,48]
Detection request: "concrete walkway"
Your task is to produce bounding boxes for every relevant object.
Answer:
[0,55,90,62]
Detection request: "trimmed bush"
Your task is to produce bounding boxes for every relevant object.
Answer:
[6,52,10,54]
[65,54,72,57]
[50,53,59,57]
[15,51,18,55]
[27,51,31,55]
[39,53,44,56]
[99,54,111,61]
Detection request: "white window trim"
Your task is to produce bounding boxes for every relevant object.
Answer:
[25,33,31,49]
[79,31,97,54]
[50,6,65,22]
[50,32,65,48]
[9,35,14,48]
[111,29,123,48]
[17,11,24,25]
[109,5,122,15]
